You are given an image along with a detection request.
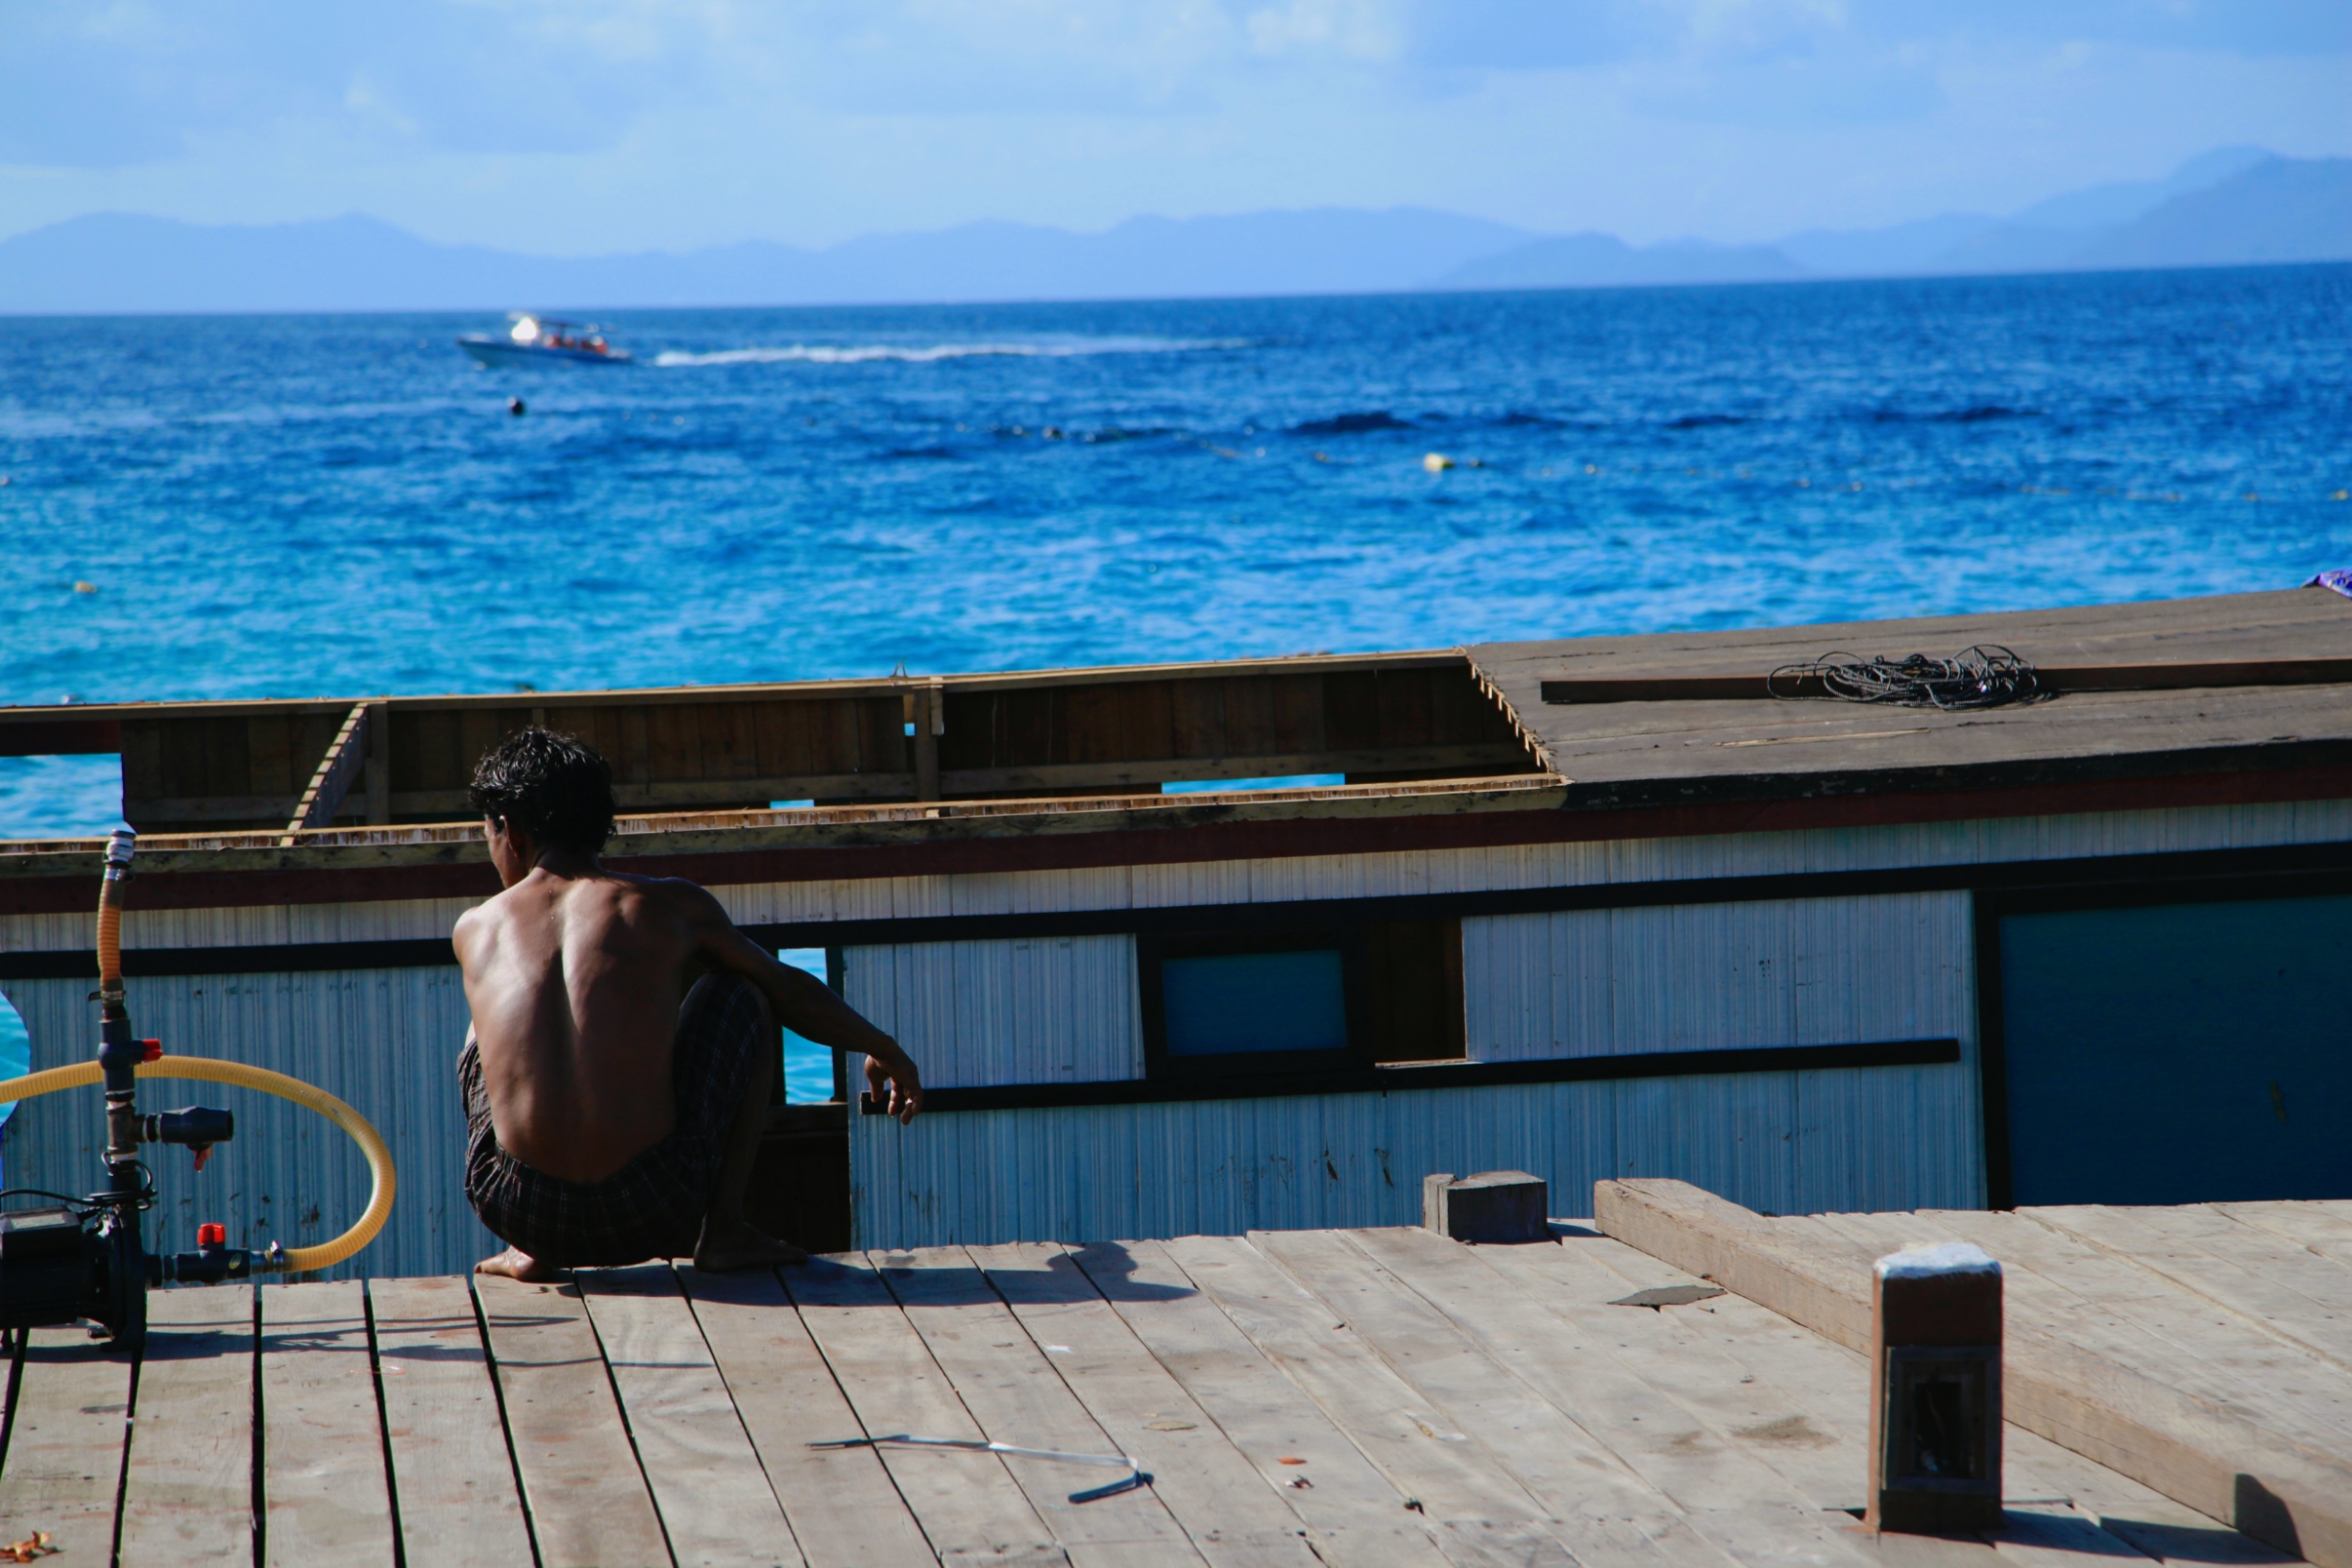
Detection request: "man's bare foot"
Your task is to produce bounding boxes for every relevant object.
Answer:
[476,1245,565,1282]
[693,1219,808,1271]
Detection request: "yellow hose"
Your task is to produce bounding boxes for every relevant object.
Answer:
[0,1057,396,1273]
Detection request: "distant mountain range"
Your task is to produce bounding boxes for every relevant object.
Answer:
[2,148,2345,315]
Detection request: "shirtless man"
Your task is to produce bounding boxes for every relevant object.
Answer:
[453,728,921,1281]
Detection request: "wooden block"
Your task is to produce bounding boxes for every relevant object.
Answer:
[1424,1171,1548,1243]
[367,1277,534,1568]
[259,1280,397,1566]
[1593,1179,2352,1568]
[1866,1245,2002,1535]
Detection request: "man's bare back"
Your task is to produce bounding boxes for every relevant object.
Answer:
[456,869,718,1183]
[453,728,921,1282]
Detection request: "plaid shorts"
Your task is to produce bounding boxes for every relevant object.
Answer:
[461,972,770,1267]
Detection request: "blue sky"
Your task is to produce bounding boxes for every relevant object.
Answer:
[2,1,2346,253]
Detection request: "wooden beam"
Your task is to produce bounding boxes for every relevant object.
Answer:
[1592,1178,2352,1568]
[363,702,390,825]
[912,680,942,803]
[281,703,370,842]
[0,718,123,756]
[1541,658,2352,704]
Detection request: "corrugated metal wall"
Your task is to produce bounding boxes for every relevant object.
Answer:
[848,1063,1975,1248]
[839,936,1140,1088]
[1463,894,1973,1063]
[0,794,2332,1271]
[0,968,495,1281]
[849,891,1982,1248]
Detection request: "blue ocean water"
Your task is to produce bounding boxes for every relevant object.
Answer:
[4,264,2349,1101]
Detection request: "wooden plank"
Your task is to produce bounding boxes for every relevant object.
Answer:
[259,1280,396,1566]
[675,1264,938,1568]
[1554,1232,2300,1565]
[368,1276,535,1568]
[2022,1206,2352,1374]
[1064,1240,1453,1568]
[2213,1203,2352,1273]
[1345,1222,1872,1568]
[872,1246,1203,1567]
[1883,1211,2352,1454]
[118,1284,255,1567]
[1156,1232,1589,1567]
[915,686,943,802]
[1264,1229,1796,1568]
[574,1264,804,1568]
[473,1272,672,1568]
[363,701,390,824]
[966,1242,1334,1568]
[1594,1180,2352,1567]
[1539,658,2352,704]
[1470,1230,1867,1513]
[0,1328,135,1559]
[782,1253,1064,1563]
[1168,681,1226,761]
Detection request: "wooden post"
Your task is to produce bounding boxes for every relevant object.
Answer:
[912,679,943,802]
[363,701,390,825]
[1868,1241,2002,1535]
[1422,1170,1548,1243]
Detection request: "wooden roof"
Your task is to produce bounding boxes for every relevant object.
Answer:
[0,1206,2320,1566]
[1468,587,2352,804]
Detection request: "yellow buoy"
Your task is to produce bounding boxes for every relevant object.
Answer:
[1423,453,1455,473]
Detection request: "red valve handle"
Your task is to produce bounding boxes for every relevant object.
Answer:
[197,1222,226,1247]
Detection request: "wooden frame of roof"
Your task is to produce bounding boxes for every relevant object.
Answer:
[0,649,1538,834]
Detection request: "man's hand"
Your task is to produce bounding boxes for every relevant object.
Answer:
[865,1047,923,1124]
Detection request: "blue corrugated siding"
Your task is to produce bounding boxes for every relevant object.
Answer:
[848,1063,1980,1250]
[0,968,496,1281]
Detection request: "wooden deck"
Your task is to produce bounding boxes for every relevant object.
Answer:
[0,1212,2332,1567]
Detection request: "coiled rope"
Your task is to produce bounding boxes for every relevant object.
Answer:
[1767,645,2039,711]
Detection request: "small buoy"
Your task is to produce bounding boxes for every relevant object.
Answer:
[2334,489,2348,501]
[1312,451,1332,463]
[1584,464,1599,475]
[2243,491,2260,502]
[1796,478,1810,488]
[1043,427,1064,439]
[0,475,12,485]
[507,397,526,416]
[1423,453,1455,473]
[71,581,97,594]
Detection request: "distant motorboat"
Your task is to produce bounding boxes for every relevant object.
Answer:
[457,314,634,367]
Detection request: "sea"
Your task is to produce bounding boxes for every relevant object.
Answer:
[3,263,2348,1098]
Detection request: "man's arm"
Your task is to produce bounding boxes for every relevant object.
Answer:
[669,882,924,1122]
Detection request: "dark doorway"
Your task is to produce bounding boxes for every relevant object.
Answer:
[1997,893,2352,1206]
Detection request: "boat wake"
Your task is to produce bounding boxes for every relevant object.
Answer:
[653,336,1248,367]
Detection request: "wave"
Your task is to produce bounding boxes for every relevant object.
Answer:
[1292,410,1413,435]
[1870,404,2041,425]
[1665,413,1746,429]
[653,336,1248,368]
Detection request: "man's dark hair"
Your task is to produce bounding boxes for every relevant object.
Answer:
[469,727,616,855]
